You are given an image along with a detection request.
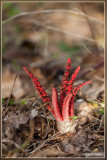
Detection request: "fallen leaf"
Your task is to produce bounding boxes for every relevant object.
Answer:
[4,111,29,129]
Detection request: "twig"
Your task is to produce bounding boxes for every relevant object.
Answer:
[2,9,104,25]
[37,102,50,111]
[46,25,101,45]
[94,75,104,82]
[83,43,101,60]
[80,110,102,122]
[78,61,104,79]
[3,75,17,117]
[98,115,104,132]
[38,101,54,119]
[2,139,27,156]
[39,114,56,120]
[29,131,61,154]
[27,20,102,46]
[80,4,99,54]
[5,75,17,109]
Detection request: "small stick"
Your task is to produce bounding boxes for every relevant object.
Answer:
[5,75,17,109]
[98,115,104,132]
[83,43,101,61]
[3,75,17,117]
[80,4,99,54]
[29,131,61,155]
[2,139,27,156]
[37,102,51,111]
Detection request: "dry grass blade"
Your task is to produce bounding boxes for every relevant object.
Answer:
[80,4,99,54]
[83,43,101,60]
[30,20,102,45]
[2,9,104,25]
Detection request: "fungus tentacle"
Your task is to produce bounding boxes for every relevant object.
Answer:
[66,66,80,94]
[69,96,75,117]
[69,81,92,117]
[23,59,92,134]
[59,58,71,107]
[52,88,63,121]
[72,81,92,95]
[62,94,73,121]
[23,67,53,112]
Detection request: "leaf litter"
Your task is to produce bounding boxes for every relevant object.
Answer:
[2,70,104,158]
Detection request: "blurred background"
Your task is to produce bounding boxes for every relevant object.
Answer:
[2,2,104,101]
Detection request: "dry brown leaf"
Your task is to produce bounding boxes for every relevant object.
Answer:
[4,111,29,129]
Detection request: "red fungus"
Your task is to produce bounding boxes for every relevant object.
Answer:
[23,67,56,117]
[62,94,73,120]
[59,58,71,108]
[66,66,80,94]
[52,88,63,121]
[23,59,91,133]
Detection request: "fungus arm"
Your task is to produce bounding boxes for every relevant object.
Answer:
[59,58,71,107]
[69,81,92,117]
[23,67,52,110]
[52,88,63,121]
[62,94,73,121]
[66,66,80,94]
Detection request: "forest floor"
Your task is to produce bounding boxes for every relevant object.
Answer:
[2,2,104,158]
